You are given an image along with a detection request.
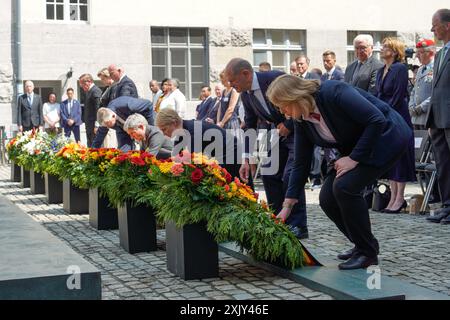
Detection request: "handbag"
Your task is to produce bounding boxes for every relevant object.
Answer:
[371,182,391,212]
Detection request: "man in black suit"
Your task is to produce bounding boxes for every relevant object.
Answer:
[224,58,309,239]
[17,80,44,132]
[79,73,102,147]
[108,64,139,99]
[426,8,450,224]
[344,34,384,95]
[196,85,215,121]
[295,55,321,80]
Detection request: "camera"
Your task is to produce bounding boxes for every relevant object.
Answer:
[404,48,415,71]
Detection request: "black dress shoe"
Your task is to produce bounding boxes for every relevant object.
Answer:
[383,200,407,214]
[426,207,450,223]
[289,226,309,239]
[338,254,378,270]
[337,247,358,260]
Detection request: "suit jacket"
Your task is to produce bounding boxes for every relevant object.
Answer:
[285,81,412,199]
[344,55,384,94]
[60,99,82,128]
[409,62,434,126]
[100,84,117,108]
[92,96,154,150]
[426,46,450,129]
[320,68,345,82]
[17,93,44,128]
[113,75,139,99]
[176,120,239,164]
[140,125,173,159]
[84,85,102,125]
[196,96,215,121]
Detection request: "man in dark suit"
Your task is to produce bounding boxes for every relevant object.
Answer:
[426,9,450,224]
[224,58,308,239]
[295,55,321,80]
[60,88,82,142]
[79,74,102,147]
[196,85,215,121]
[92,96,154,151]
[321,50,345,82]
[17,80,44,132]
[344,34,384,95]
[108,64,139,99]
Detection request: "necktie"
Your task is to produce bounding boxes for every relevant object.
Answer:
[27,95,32,106]
[68,100,72,115]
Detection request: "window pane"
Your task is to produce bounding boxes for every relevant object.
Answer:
[169,28,188,44]
[271,30,284,45]
[152,48,166,65]
[288,30,301,46]
[70,0,77,3]
[151,27,166,44]
[56,0,63,2]
[289,50,303,62]
[80,0,87,3]
[178,83,186,97]
[191,83,203,100]
[253,29,266,45]
[191,48,204,66]
[347,51,356,65]
[172,67,186,82]
[191,67,204,83]
[171,49,186,66]
[152,67,167,82]
[56,4,64,20]
[70,5,78,20]
[190,29,205,45]
[272,51,284,66]
[46,4,54,20]
[80,6,88,21]
[253,51,267,66]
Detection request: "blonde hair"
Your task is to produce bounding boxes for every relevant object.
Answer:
[266,75,320,117]
[156,108,182,128]
[97,67,110,78]
[382,37,406,63]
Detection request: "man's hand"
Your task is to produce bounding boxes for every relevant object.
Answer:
[94,127,98,135]
[239,160,250,183]
[277,198,298,222]
[19,125,23,132]
[204,117,214,124]
[67,119,74,127]
[334,156,358,178]
[277,123,290,137]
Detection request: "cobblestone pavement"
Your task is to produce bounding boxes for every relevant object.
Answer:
[0,165,333,300]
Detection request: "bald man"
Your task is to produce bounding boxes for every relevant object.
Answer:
[107,64,139,99]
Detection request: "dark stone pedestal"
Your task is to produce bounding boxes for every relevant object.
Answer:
[117,202,157,254]
[63,179,89,214]
[166,221,218,280]
[20,167,30,188]
[45,173,63,204]
[30,170,45,195]
[89,188,118,230]
[11,162,21,182]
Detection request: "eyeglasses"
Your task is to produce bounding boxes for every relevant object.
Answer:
[355,46,370,51]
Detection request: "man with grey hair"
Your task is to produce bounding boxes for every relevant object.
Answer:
[124,113,173,159]
[92,96,154,151]
[344,34,383,94]
[107,64,139,99]
[17,80,44,132]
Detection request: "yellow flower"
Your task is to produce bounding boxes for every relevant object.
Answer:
[158,162,174,174]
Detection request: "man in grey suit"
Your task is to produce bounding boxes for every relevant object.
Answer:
[79,73,102,147]
[124,113,173,159]
[426,9,450,224]
[17,80,44,132]
[344,34,384,95]
[409,39,436,129]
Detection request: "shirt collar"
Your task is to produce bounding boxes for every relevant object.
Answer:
[327,67,336,75]
[444,41,450,49]
[88,83,95,91]
[250,72,260,92]
[300,71,308,78]
[119,74,126,83]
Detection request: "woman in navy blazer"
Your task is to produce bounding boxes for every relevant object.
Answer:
[266,75,411,270]
[375,37,416,214]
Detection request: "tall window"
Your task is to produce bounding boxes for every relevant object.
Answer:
[46,0,88,22]
[151,27,208,100]
[252,29,306,72]
[346,30,397,64]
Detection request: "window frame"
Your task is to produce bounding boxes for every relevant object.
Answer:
[151,27,208,101]
[252,29,307,72]
[45,0,89,24]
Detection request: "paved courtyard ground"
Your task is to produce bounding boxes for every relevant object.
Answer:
[1,164,449,300]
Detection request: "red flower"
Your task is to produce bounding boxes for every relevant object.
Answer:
[224,185,230,192]
[130,156,146,166]
[224,172,232,184]
[191,168,204,184]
